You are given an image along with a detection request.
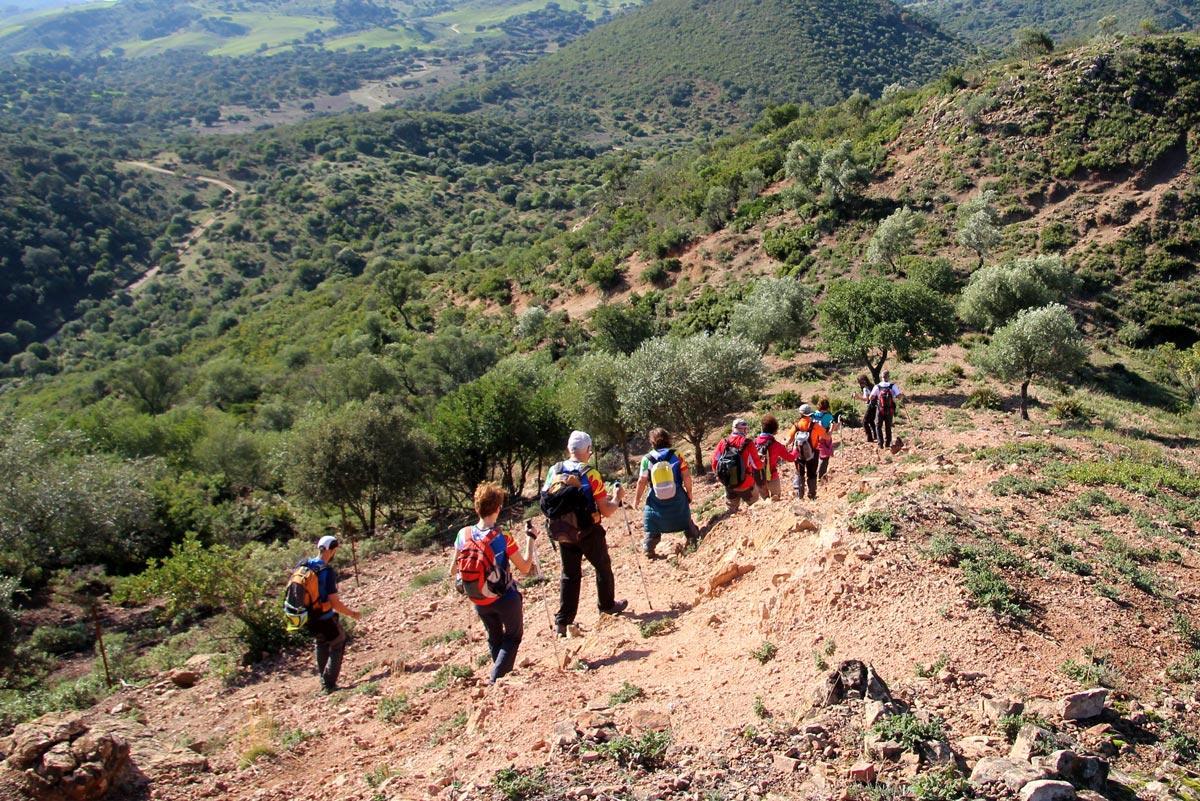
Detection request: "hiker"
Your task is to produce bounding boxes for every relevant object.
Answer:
[753,414,797,502]
[451,482,535,683]
[711,418,762,513]
[785,405,828,501]
[858,375,877,443]
[633,428,702,558]
[305,535,361,694]
[541,431,628,636]
[870,371,903,450]
[814,398,836,481]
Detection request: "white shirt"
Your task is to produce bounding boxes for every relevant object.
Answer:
[869,381,902,400]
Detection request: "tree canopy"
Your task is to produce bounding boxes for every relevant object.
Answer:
[957,255,1077,331]
[977,303,1086,419]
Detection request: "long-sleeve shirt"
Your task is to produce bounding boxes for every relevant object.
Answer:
[754,433,796,481]
[711,434,762,491]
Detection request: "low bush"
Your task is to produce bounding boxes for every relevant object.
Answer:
[494,767,548,801]
[1060,648,1123,688]
[599,729,671,770]
[909,765,971,801]
[751,641,777,664]
[609,681,645,705]
[852,510,897,538]
[963,386,1003,410]
[962,559,1028,622]
[873,712,946,750]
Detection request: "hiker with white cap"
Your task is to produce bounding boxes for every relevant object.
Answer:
[869,370,903,450]
[303,535,361,693]
[539,431,628,637]
[785,405,829,501]
[711,418,763,513]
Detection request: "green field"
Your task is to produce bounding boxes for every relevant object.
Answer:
[323,26,424,51]
[428,0,606,30]
[112,12,333,57]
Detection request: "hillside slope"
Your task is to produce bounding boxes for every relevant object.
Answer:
[501,0,968,131]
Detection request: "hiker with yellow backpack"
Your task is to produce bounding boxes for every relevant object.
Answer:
[632,428,702,558]
[451,482,535,684]
[283,535,362,694]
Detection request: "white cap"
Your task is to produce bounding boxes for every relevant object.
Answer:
[732,419,748,433]
[317,535,339,551]
[567,430,592,455]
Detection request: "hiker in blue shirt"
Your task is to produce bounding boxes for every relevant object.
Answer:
[307,535,361,694]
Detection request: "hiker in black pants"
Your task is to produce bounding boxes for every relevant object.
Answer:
[858,375,877,443]
[543,431,628,636]
[307,535,361,694]
[870,371,903,450]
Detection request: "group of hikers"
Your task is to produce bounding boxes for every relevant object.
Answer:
[289,373,905,691]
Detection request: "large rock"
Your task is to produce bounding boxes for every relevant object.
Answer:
[1061,689,1107,721]
[708,547,754,593]
[1020,779,1077,801]
[970,757,1051,792]
[980,695,1024,723]
[812,660,892,708]
[0,713,129,801]
[1034,750,1109,791]
[1010,723,1055,762]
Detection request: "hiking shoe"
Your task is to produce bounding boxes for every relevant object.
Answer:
[643,547,656,559]
[600,599,629,616]
[555,624,567,638]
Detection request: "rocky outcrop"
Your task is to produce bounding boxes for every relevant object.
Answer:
[0,713,129,801]
[811,660,892,708]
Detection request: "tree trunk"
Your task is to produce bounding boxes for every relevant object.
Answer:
[690,433,706,475]
[1020,380,1030,420]
[619,431,632,477]
[868,353,886,386]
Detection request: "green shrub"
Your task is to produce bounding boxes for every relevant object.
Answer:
[423,664,472,691]
[989,475,1059,497]
[1166,652,1200,683]
[751,641,777,664]
[997,712,1052,743]
[421,629,466,647]
[852,510,897,538]
[410,567,444,589]
[377,693,410,724]
[1061,648,1122,688]
[1166,731,1200,764]
[762,224,816,264]
[494,767,548,801]
[599,729,671,770]
[400,521,440,552]
[638,619,675,638]
[1049,397,1090,421]
[909,765,971,801]
[923,533,969,565]
[609,681,645,705]
[962,559,1028,621]
[872,712,946,750]
[28,624,91,656]
[963,386,1003,410]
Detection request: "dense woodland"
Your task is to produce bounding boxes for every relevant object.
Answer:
[1,0,1199,745]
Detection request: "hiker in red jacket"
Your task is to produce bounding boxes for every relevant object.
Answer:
[753,414,797,502]
[711,419,763,513]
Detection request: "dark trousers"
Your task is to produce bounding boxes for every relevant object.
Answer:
[877,414,894,448]
[475,592,523,682]
[818,456,830,480]
[310,616,346,691]
[793,457,819,500]
[864,404,878,442]
[556,525,616,626]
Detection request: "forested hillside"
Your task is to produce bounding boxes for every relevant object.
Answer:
[905,0,1200,50]
[475,0,968,132]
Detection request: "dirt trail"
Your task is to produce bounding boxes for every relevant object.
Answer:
[81,387,1200,801]
[120,161,239,292]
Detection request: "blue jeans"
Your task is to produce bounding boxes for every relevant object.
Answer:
[475,592,523,682]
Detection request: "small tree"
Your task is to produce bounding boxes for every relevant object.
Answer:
[619,334,765,471]
[865,207,920,272]
[957,190,1002,268]
[819,278,956,383]
[1153,342,1200,408]
[1097,14,1118,39]
[817,140,870,209]
[111,356,183,415]
[590,302,655,355]
[559,352,633,474]
[728,277,815,353]
[1014,28,1054,58]
[287,399,432,535]
[703,185,734,231]
[958,254,1077,331]
[785,139,822,187]
[978,304,1086,420]
[376,265,427,331]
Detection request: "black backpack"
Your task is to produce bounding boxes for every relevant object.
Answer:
[538,462,597,545]
[715,437,747,488]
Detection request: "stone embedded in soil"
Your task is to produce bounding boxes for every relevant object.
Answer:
[812,660,892,708]
[1034,750,1109,791]
[970,757,1052,791]
[168,670,200,689]
[864,732,904,761]
[848,761,877,784]
[921,739,954,767]
[980,695,1025,723]
[1020,779,1077,801]
[773,754,800,773]
[794,518,819,533]
[1061,689,1108,721]
[957,735,1001,761]
[1010,723,1055,762]
[626,709,671,732]
[0,712,130,801]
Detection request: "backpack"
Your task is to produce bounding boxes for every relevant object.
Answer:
[877,384,896,417]
[715,436,747,488]
[794,422,816,462]
[538,462,597,545]
[754,435,773,485]
[454,526,512,603]
[282,559,330,633]
[648,449,680,501]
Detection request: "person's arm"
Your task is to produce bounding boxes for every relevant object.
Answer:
[327,593,361,620]
[634,473,649,508]
[593,474,622,518]
[772,438,797,462]
[892,384,902,398]
[681,463,693,501]
[507,534,534,575]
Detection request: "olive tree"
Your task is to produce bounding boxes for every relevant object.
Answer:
[865,206,920,272]
[958,254,1077,331]
[111,356,183,415]
[1153,342,1200,408]
[978,304,1086,419]
[559,352,633,474]
[819,278,956,383]
[287,398,432,535]
[785,139,869,209]
[619,334,765,471]
[727,277,815,353]
[957,190,1002,268]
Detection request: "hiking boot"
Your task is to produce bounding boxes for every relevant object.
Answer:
[600,599,628,616]
[555,624,567,638]
[643,546,656,559]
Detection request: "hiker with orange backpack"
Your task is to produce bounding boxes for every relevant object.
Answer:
[753,414,798,501]
[711,418,763,513]
[633,428,702,558]
[785,405,829,501]
[284,535,362,694]
[869,371,903,450]
[451,482,535,684]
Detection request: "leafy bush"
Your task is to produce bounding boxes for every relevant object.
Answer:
[609,681,645,705]
[997,712,1052,743]
[494,767,548,801]
[400,521,440,552]
[28,624,92,656]
[989,475,1059,497]
[599,729,671,770]
[963,386,1003,410]
[1049,397,1090,421]
[377,693,410,724]
[873,712,946,750]
[852,510,897,538]
[638,619,675,638]
[1061,648,1123,688]
[751,641,777,664]
[962,559,1027,621]
[909,766,971,801]
[762,224,817,264]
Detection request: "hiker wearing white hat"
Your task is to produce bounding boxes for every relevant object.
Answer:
[305,535,361,693]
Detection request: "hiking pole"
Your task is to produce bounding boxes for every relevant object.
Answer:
[613,482,653,611]
[526,520,562,671]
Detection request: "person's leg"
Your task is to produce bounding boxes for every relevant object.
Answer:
[475,602,504,662]
[582,527,617,612]
[864,407,876,442]
[744,485,759,507]
[805,457,818,499]
[491,593,524,681]
[642,510,661,556]
[319,619,346,691]
[555,541,584,627]
[818,456,830,480]
[791,462,804,500]
[880,415,893,448]
[725,486,741,513]
[685,515,701,545]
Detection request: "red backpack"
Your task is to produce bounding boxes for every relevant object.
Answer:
[878,384,896,417]
[454,526,511,604]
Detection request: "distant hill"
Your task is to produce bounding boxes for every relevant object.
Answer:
[903,0,1200,49]
[501,0,969,131]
